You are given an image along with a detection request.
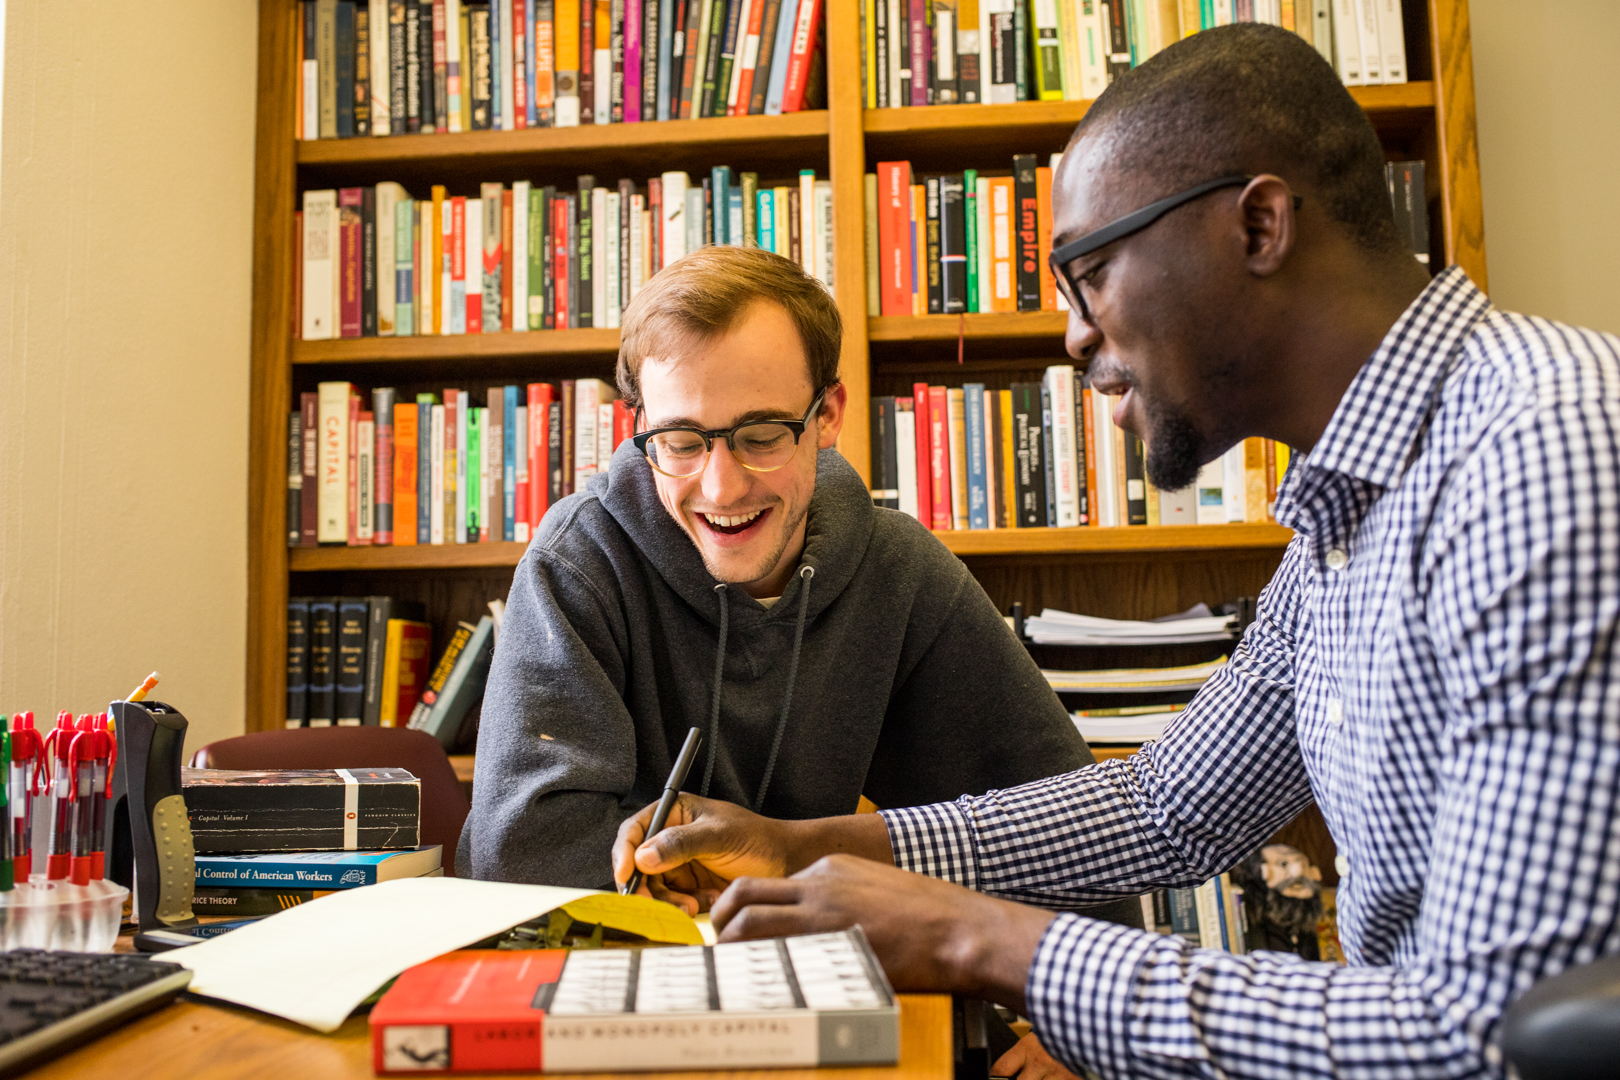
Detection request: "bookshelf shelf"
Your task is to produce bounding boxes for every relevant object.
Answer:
[293,328,621,365]
[247,0,1486,733]
[286,525,1292,571]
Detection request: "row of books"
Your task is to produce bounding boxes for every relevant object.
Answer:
[298,169,833,339]
[288,380,627,547]
[859,0,1408,110]
[1141,876,1251,955]
[297,0,825,140]
[864,154,1064,318]
[869,370,1288,530]
[285,591,498,749]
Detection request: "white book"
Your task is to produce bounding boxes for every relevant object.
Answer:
[598,401,615,474]
[376,183,405,336]
[974,176,992,314]
[982,0,1016,103]
[605,191,622,328]
[499,0,517,130]
[1089,384,1118,528]
[1331,0,1363,85]
[440,201,454,334]
[513,181,530,329]
[357,417,375,542]
[895,405,919,521]
[727,0,755,113]
[1194,880,1225,950]
[316,382,352,542]
[814,180,835,288]
[302,50,319,139]
[302,190,337,340]
[1222,444,1247,522]
[798,171,816,274]
[1195,458,1225,525]
[574,380,603,488]
[1212,0,1234,25]
[1376,0,1406,84]
[595,45,611,122]
[419,200,434,335]
[889,0,905,107]
[1355,0,1382,84]
[592,187,608,323]
[445,0,464,132]
[660,172,690,266]
[1050,154,1070,312]
[1159,482,1196,525]
[1073,0,1107,100]
[456,392,469,541]
[1311,0,1336,67]
[629,196,646,301]
[430,405,446,544]
[1046,366,1079,527]
[370,0,391,133]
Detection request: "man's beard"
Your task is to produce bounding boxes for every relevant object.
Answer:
[1142,401,1208,492]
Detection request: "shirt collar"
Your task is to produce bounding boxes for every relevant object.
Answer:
[1279,267,1490,502]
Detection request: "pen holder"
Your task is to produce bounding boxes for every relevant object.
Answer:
[0,878,128,953]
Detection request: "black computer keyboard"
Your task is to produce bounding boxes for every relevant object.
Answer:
[0,950,192,1077]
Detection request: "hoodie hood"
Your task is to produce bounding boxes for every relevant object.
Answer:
[592,440,874,625]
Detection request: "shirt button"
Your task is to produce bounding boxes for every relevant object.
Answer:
[1326,698,1344,727]
[1325,548,1349,571]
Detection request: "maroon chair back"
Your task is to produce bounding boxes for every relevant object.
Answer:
[189,727,469,876]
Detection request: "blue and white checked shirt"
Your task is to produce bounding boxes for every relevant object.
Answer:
[881,268,1620,1079]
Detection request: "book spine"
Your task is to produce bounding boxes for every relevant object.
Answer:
[389,0,410,126]
[362,598,392,724]
[763,0,796,113]
[286,597,310,728]
[335,598,370,723]
[1124,433,1148,525]
[643,0,662,121]
[1012,154,1040,311]
[195,862,379,889]
[374,388,395,543]
[869,396,900,509]
[336,0,358,135]
[781,0,822,112]
[287,412,304,547]
[1010,383,1043,527]
[877,162,911,317]
[193,888,333,916]
[928,385,951,529]
[301,393,320,545]
[923,175,942,314]
[940,173,967,314]
[964,384,988,529]
[308,598,337,725]
[747,0,785,113]
[911,380,933,528]
[998,389,1016,528]
[356,1,375,133]
[1036,164,1056,309]
[317,382,352,542]
[1074,374,1092,525]
[1047,367,1078,527]
[395,397,419,545]
[947,387,969,531]
[1040,382,1057,527]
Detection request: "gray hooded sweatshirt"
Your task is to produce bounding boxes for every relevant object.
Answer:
[459,442,1101,889]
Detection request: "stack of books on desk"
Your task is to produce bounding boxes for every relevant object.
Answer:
[183,767,443,917]
[1043,655,1227,744]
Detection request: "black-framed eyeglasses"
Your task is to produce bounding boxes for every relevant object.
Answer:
[631,389,829,479]
[1049,174,1303,325]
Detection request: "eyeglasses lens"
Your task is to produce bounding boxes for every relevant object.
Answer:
[645,422,800,478]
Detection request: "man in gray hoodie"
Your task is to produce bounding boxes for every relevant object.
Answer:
[460,245,1120,919]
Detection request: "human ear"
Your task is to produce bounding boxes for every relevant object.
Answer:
[1239,174,1297,278]
[816,382,847,449]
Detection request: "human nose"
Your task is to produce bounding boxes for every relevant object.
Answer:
[700,438,753,504]
[1065,305,1102,372]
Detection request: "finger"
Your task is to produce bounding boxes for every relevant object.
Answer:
[710,877,805,933]
[715,903,826,943]
[992,1041,1032,1077]
[636,812,729,875]
[613,804,659,885]
[647,875,700,918]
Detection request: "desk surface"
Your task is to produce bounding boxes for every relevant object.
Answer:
[28,990,952,1080]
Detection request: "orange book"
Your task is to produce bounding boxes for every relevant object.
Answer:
[1081,385,1100,526]
[1244,437,1268,523]
[911,184,926,315]
[988,177,1016,313]
[430,186,446,334]
[1036,166,1056,311]
[379,620,433,726]
[394,400,418,546]
[876,162,913,317]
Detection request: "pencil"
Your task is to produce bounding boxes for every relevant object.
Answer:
[126,672,160,703]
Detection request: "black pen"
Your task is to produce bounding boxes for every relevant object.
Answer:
[622,726,703,896]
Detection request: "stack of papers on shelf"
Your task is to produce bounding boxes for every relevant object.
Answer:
[1043,657,1228,694]
[1071,708,1184,744]
[1025,604,1237,646]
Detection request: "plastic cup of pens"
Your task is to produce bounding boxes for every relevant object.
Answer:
[0,878,128,953]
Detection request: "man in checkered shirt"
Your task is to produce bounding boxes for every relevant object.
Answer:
[611,24,1620,1079]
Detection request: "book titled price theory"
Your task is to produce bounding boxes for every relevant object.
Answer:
[182,766,421,852]
[371,928,899,1074]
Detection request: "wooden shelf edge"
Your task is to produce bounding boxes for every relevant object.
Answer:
[862,82,1434,134]
[296,110,831,166]
[938,523,1294,556]
[868,312,1068,342]
[294,328,621,364]
[289,541,531,571]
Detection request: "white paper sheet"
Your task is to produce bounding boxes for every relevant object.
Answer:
[169,877,596,1032]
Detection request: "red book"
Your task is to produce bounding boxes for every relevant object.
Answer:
[300,392,319,546]
[612,399,633,452]
[371,950,563,1073]
[501,189,514,330]
[394,400,418,546]
[374,401,394,545]
[876,162,913,317]
[387,621,433,725]
[527,383,553,529]
[927,386,952,530]
[780,0,823,113]
[732,0,770,116]
[512,0,529,128]
[1081,385,1099,528]
[911,381,933,528]
[552,197,570,329]
[347,393,362,544]
[338,188,364,337]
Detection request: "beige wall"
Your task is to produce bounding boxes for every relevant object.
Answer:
[0,2,258,755]
[1472,0,1620,335]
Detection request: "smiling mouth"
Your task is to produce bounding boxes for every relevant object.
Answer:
[699,509,768,536]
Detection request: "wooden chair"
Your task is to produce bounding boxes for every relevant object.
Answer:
[189,727,470,876]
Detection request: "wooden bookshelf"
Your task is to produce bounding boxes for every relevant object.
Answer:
[245,1,1486,733]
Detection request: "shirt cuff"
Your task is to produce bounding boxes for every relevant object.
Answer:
[877,800,979,891]
[1026,913,1158,1080]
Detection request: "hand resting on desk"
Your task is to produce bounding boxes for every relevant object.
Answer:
[612,794,1055,1015]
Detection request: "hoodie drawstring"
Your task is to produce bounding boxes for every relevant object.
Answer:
[697,565,816,813]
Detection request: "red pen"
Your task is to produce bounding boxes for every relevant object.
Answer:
[88,714,111,881]
[9,713,43,882]
[68,722,95,885]
[45,713,76,882]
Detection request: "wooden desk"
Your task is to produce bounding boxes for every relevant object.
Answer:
[27,993,953,1080]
